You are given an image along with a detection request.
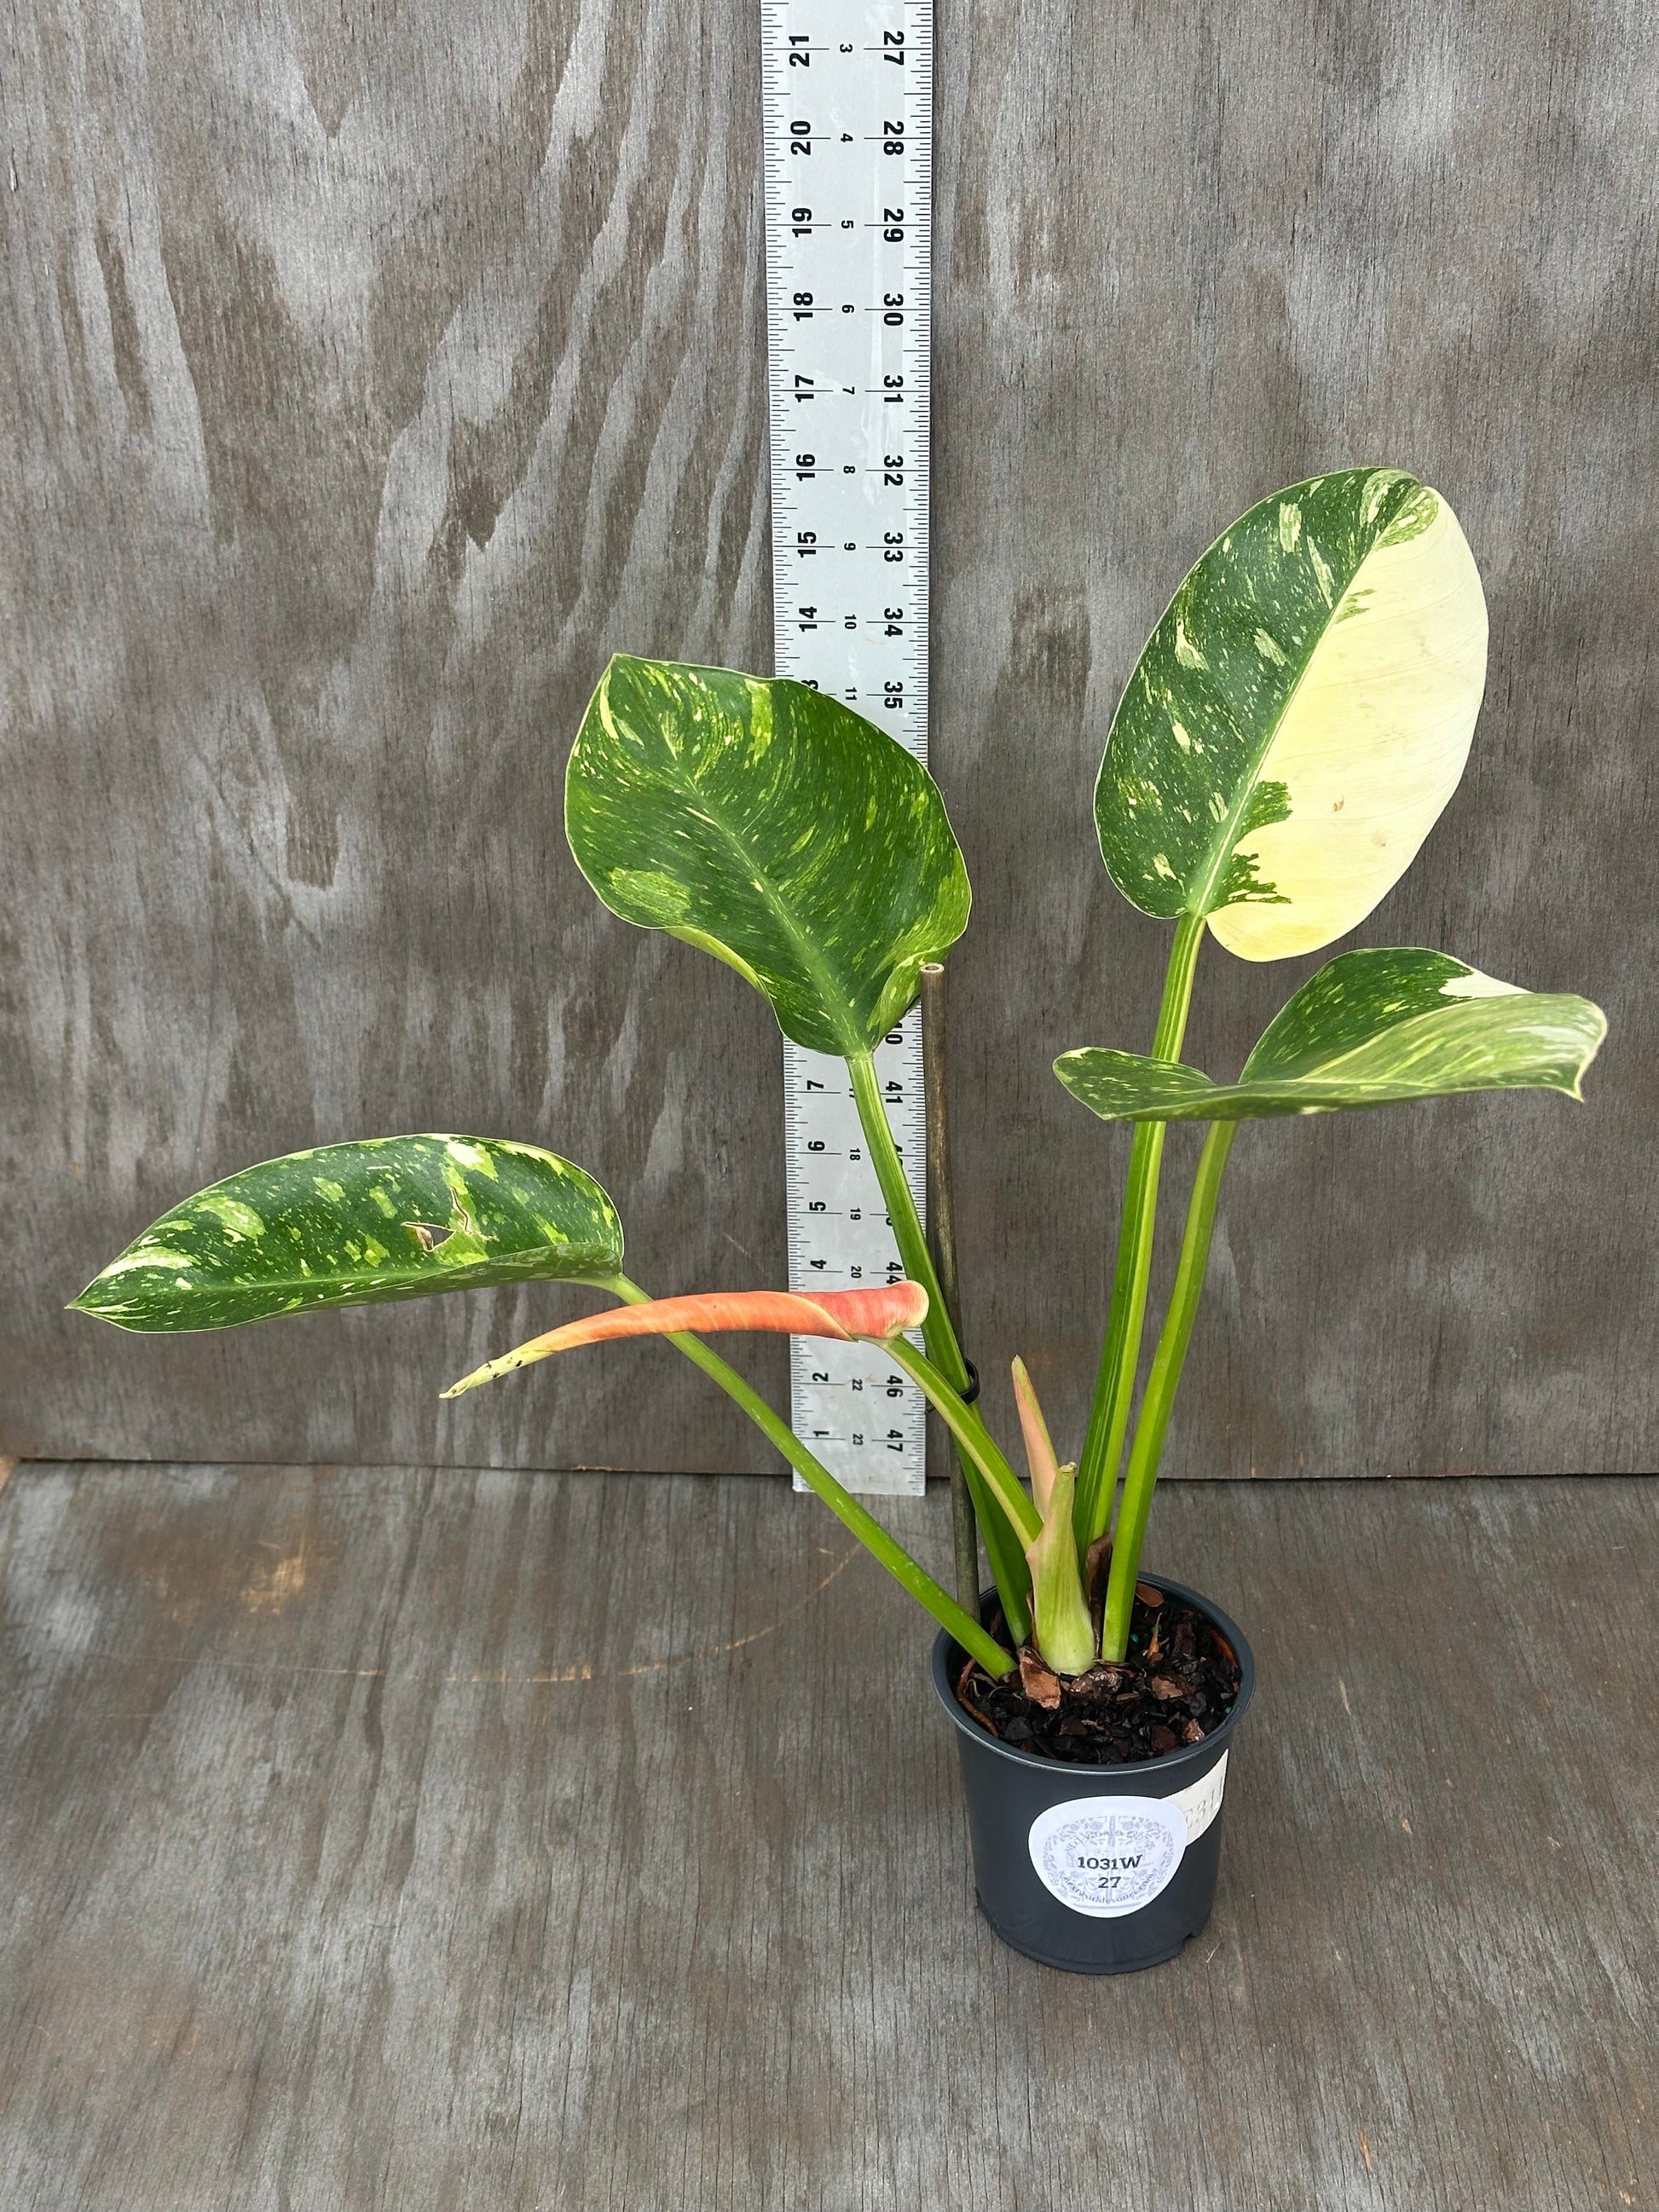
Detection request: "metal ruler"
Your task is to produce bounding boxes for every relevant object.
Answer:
[760,0,934,1493]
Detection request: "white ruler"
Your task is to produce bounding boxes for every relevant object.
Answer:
[760,0,934,1493]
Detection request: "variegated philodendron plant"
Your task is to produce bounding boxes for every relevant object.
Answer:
[74,470,1606,1687]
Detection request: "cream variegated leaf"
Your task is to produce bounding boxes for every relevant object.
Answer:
[1055,950,1606,1122]
[1097,470,1488,960]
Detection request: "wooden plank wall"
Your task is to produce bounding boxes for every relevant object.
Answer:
[3,0,1654,1477]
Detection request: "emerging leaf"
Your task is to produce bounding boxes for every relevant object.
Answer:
[1055,949,1607,1122]
[70,1137,625,1332]
[1011,1355,1063,1516]
[566,655,970,1054]
[443,1280,929,1397]
[1024,1458,1096,1678]
[1096,470,1488,960]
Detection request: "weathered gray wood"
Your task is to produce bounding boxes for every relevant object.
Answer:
[1,1462,1653,2209]
[3,0,1655,1475]
[932,0,1659,1483]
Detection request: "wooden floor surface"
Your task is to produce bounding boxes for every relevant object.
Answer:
[0,1464,1653,2211]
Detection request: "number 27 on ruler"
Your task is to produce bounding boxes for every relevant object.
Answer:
[762,1,934,1493]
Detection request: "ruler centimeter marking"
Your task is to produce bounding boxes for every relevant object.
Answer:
[760,0,933,1493]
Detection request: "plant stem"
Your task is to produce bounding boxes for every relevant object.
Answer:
[1098,1120,1236,1662]
[1074,910,1207,1545]
[847,1042,1033,1635]
[847,1049,969,1388]
[921,961,980,1614]
[882,1338,1039,1545]
[610,1276,1014,1678]
[952,1450,1033,1647]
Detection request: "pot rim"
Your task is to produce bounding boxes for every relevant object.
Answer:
[929,1568,1256,1782]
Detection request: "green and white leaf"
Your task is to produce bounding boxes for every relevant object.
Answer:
[71,1136,624,1332]
[1055,950,1605,1122]
[566,655,970,1054]
[1096,469,1488,962]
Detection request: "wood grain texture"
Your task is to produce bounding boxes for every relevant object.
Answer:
[2,1461,1654,2209]
[3,0,1655,1474]
[930,0,1659,1480]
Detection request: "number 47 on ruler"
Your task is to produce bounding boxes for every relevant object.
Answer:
[763,0,936,1493]
[783,1029,930,1496]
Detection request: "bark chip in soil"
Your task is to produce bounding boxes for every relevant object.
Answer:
[956,1584,1240,1764]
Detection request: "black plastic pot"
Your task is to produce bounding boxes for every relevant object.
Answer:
[931,1575,1255,1974]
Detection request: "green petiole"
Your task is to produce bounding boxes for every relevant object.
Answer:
[610,1276,1015,1678]
[1097,1122,1236,1660]
[847,1051,970,1389]
[847,1045,1035,1640]
[1074,910,1206,1545]
[881,1337,1039,1546]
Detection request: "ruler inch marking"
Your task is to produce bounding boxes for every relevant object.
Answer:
[762,0,934,1496]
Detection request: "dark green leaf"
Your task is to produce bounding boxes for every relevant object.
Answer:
[565,655,970,1054]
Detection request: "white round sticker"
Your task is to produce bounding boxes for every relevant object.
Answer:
[1026,1754,1229,1918]
[1028,1796,1188,1917]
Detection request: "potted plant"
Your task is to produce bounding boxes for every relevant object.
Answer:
[73,467,1604,1973]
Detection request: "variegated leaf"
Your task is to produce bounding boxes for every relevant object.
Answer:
[1096,470,1488,961]
[565,655,970,1054]
[71,1136,624,1331]
[1055,950,1606,1122]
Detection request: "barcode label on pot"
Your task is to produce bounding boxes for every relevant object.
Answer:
[1027,1753,1228,1919]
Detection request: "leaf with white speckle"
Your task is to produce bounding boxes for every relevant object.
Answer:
[71,1136,623,1331]
[1096,470,1488,960]
[1055,950,1606,1121]
[565,656,969,1054]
